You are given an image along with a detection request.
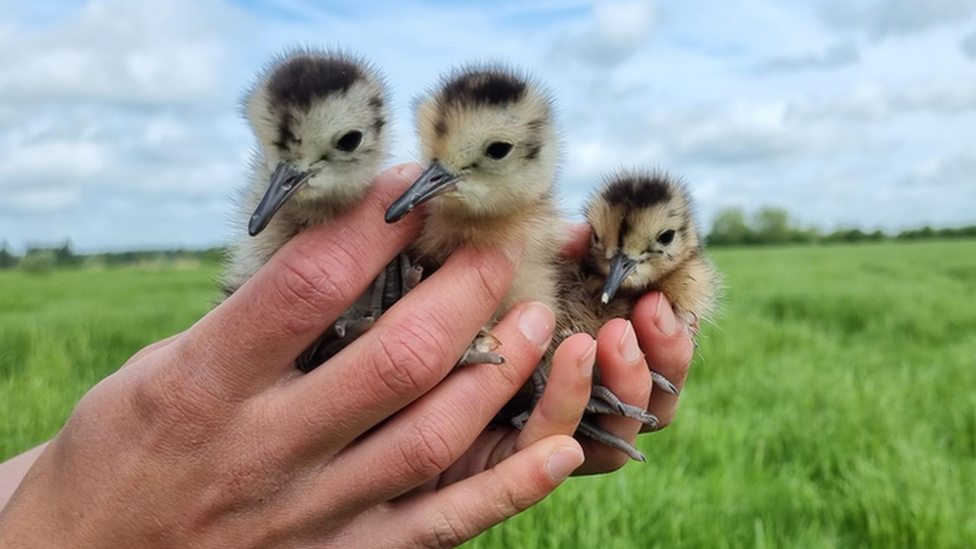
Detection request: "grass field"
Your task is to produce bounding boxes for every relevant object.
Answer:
[2,241,975,548]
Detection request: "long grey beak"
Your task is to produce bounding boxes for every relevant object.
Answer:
[601,253,639,304]
[249,162,313,236]
[385,162,460,223]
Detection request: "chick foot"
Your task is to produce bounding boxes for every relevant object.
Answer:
[297,254,421,373]
[586,385,660,431]
[576,419,646,462]
[457,329,505,366]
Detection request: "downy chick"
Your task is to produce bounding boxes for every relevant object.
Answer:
[549,170,722,460]
[584,170,720,330]
[223,49,416,370]
[385,65,564,365]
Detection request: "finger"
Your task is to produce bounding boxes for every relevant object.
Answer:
[559,223,591,260]
[176,164,424,395]
[322,301,554,505]
[515,334,595,450]
[576,319,652,475]
[267,244,522,453]
[632,292,695,431]
[367,436,584,549]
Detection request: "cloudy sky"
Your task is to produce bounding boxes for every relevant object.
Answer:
[1,0,975,251]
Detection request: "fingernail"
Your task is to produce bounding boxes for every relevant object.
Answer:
[518,302,554,349]
[546,446,584,482]
[578,340,596,377]
[655,294,677,335]
[618,321,643,364]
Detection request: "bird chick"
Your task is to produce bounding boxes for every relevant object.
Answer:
[543,170,722,460]
[225,49,389,287]
[385,65,564,365]
[222,49,414,370]
[585,170,720,329]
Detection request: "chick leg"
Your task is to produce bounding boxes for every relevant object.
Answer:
[457,329,505,366]
[510,368,548,431]
[299,255,416,373]
[587,385,660,430]
[508,369,647,462]
[576,419,647,462]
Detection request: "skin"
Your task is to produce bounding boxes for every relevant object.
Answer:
[0,164,695,547]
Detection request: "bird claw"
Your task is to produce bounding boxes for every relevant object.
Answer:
[576,419,646,462]
[650,370,680,396]
[510,411,530,431]
[586,394,660,431]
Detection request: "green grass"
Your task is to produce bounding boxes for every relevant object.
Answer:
[3,241,976,548]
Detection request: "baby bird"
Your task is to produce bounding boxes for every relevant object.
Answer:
[584,170,720,331]
[547,170,722,460]
[385,65,564,366]
[223,49,414,370]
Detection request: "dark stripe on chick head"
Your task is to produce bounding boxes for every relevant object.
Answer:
[603,175,673,211]
[441,69,527,108]
[274,113,300,152]
[268,55,363,110]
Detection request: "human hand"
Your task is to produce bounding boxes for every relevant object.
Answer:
[0,164,592,549]
[561,224,697,474]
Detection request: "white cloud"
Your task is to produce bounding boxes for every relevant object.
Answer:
[751,42,860,74]
[549,1,659,68]
[902,151,976,189]
[818,0,976,40]
[963,28,976,59]
[0,0,248,106]
[2,0,975,250]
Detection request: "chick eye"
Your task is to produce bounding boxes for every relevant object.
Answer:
[657,230,676,245]
[486,142,513,160]
[336,131,363,152]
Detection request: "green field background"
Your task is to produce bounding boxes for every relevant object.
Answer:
[2,241,975,548]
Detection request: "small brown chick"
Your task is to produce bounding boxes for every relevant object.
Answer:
[583,170,720,329]
[222,49,416,371]
[385,65,565,366]
[534,170,722,461]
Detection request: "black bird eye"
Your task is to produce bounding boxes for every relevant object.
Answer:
[657,230,676,245]
[336,131,363,152]
[486,142,513,160]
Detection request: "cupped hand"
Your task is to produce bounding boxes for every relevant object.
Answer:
[561,224,697,474]
[0,164,593,549]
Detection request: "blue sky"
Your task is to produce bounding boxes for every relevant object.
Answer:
[1,0,975,251]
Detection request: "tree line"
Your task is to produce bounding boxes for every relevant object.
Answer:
[0,241,227,273]
[706,207,976,247]
[2,211,975,273]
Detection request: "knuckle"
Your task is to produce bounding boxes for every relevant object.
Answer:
[396,415,459,482]
[129,363,224,441]
[494,472,535,515]
[271,250,355,336]
[368,325,446,397]
[422,508,469,549]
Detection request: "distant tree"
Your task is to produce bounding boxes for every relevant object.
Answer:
[0,242,17,270]
[708,207,754,246]
[21,249,56,274]
[55,239,81,267]
[753,207,791,244]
